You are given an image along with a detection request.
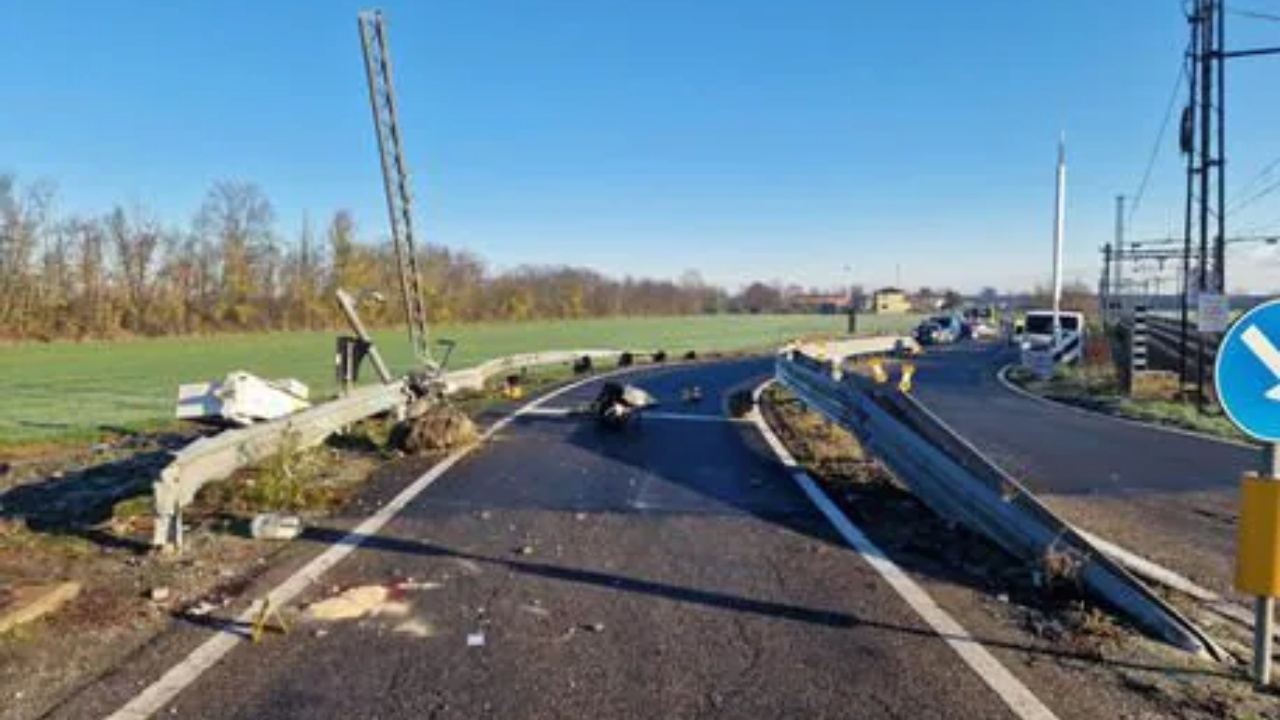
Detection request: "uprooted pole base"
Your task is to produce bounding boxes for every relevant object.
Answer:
[390,404,479,455]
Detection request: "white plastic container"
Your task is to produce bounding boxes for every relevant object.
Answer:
[250,513,303,541]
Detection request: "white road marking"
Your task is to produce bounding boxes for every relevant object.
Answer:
[1241,324,1280,401]
[748,381,1060,720]
[105,372,620,720]
[521,406,747,423]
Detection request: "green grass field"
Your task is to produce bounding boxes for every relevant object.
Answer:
[0,313,919,446]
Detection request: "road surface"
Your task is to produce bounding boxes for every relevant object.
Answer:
[911,341,1258,595]
[54,358,1048,720]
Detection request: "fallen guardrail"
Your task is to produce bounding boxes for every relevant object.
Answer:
[775,344,1223,658]
[152,348,656,549]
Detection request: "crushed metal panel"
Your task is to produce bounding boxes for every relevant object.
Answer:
[175,372,311,426]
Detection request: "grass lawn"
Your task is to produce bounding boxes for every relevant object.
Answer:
[0,313,919,447]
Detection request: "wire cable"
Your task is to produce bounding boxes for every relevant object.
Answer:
[1128,47,1190,227]
[1227,5,1280,23]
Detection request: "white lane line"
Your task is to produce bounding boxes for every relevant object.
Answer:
[105,372,619,720]
[521,406,747,424]
[748,381,1060,720]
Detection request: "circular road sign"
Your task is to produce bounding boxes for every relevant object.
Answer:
[1215,298,1280,443]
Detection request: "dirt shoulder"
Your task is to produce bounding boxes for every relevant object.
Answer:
[758,384,1278,720]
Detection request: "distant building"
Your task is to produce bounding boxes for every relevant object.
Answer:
[869,287,911,314]
[788,292,850,315]
[910,290,945,313]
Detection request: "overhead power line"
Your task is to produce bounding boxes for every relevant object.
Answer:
[1227,5,1280,23]
[1128,46,1189,227]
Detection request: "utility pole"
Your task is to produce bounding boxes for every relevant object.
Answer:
[1101,243,1113,323]
[1114,195,1125,316]
[1051,136,1067,340]
[1184,0,1227,409]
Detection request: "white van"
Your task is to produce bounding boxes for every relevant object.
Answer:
[1020,310,1085,364]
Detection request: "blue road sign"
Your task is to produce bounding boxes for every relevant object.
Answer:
[1216,298,1280,443]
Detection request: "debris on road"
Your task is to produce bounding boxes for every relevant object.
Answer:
[249,513,302,541]
[520,602,550,618]
[466,632,486,647]
[391,405,478,455]
[304,585,411,622]
[591,382,656,429]
[393,618,437,638]
[0,582,81,634]
[185,600,218,617]
[394,580,442,592]
[148,586,172,603]
[583,622,606,633]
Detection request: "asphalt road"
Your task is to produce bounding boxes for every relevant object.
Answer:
[911,341,1260,593]
[69,358,1032,719]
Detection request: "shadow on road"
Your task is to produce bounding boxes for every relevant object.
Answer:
[278,523,1234,682]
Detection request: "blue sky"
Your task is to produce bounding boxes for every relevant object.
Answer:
[3,1,1280,293]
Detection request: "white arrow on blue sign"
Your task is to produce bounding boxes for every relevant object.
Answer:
[1215,298,1280,443]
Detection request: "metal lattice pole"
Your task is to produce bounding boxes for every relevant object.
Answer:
[358,10,434,370]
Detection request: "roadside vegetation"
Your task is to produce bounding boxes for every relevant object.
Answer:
[1006,357,1248,444]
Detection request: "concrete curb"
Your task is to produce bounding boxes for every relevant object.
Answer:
[994,364,1256,451]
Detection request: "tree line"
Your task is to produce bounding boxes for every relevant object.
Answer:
[0,176,767,341]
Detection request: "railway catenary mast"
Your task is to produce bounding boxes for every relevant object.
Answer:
[357,10,435,370]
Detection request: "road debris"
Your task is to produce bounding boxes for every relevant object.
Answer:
[185,600,218,617]
[393,618,437,638]
[520,602,550,618]
[0,582,82,634]
[250,513,302,541]
[466,632,486,647]
[394,580,442,592]
[305,585,411,622]
[149,586,172,603]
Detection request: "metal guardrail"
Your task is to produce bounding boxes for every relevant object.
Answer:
[775,347,1222,658]
[152,348,654,549]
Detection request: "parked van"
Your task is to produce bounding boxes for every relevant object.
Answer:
[1019,310,1085,364]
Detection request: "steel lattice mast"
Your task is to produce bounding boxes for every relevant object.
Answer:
[358,10,434,369]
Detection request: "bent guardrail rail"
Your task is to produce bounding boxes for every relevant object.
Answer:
[775,345,1223,658]
[152,348,656,549]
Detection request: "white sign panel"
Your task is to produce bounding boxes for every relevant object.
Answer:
[1021,349,1056,380]
[1198,293,1230,333]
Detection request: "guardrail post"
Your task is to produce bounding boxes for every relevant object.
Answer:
[1249,443,1280,681]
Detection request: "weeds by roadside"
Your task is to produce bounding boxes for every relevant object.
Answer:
[1007,364,1247,443]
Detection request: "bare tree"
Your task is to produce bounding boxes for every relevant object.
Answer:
[195,180,276,326]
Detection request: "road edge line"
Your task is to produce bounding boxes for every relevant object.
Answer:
[747,381,1060,720]
[994,363,1256,450]
[103,370,623,720]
